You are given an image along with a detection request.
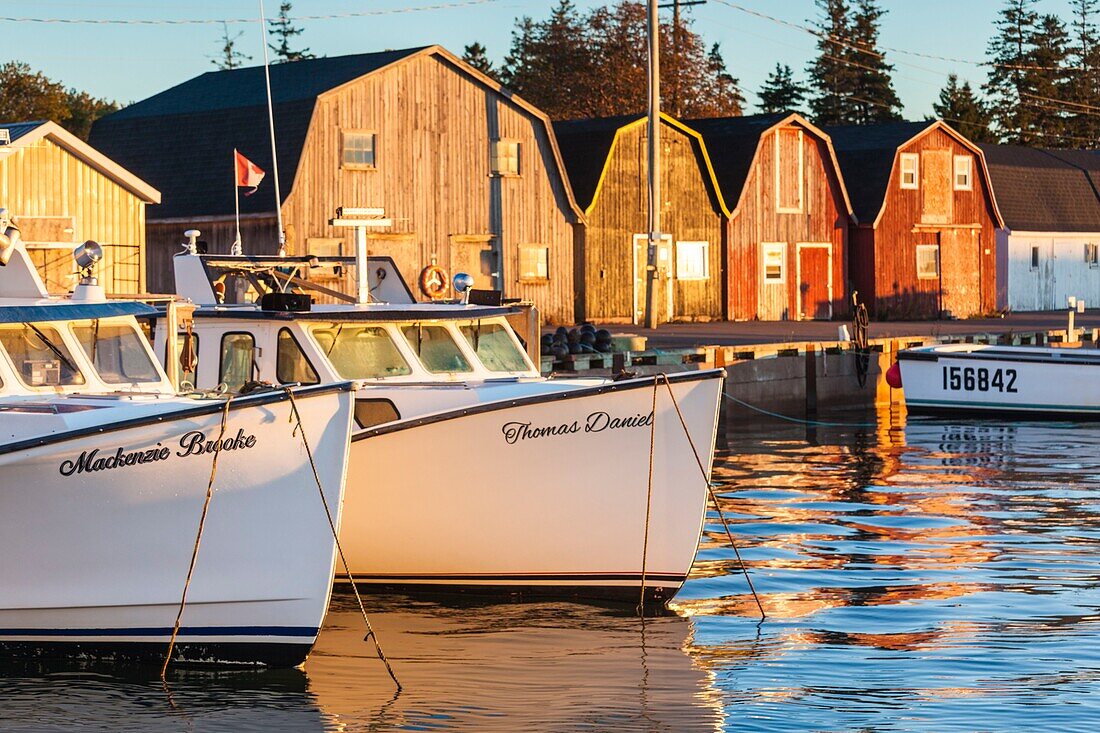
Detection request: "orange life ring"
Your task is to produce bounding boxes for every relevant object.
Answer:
[419,264,448,299]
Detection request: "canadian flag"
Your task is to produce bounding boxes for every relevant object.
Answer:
[234,149,265,195]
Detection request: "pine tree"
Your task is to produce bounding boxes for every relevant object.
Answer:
[984,0,1041,144]
[1028,14,1072,146]
[848,0,902,122]
[807,0,858,125]
[758,63,807,113]
[502,1,594,118]
[932,74,995,143]
[462,43,496,79]
[267,2,314,63]
[1067,0,1100,145]
[699,43,745,117]
[213,22,251,70]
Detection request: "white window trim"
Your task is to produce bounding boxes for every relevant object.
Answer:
[1086,242,1099,268]
[916,244,940,279]
[953,155,972,191]
[490,139,521,177]
[774,129,804,213]
[341,129,377,170]
[675,241,710,280]
[900,152,919,190]
[761,242,787,284]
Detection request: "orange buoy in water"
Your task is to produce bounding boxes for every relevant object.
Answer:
[885,362,903,389]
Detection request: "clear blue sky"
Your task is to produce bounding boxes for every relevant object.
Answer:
[0,0,1081,116]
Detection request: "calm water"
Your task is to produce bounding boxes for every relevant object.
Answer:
[4,407,1100,732]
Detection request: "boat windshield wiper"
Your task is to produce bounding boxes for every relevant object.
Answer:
[27,323,79,376]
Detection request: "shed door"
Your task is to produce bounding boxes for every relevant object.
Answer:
[633,233,672,325]
[940,229,981,317]
[1053,238,1090,309]
[921,149,952,225]
[451,236,499,292]
[797,244,832,320]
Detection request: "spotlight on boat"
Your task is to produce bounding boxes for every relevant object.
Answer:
[71,240,106,302]
[73,240,103,275]
[453,272,474,303]
[0,208,19,266]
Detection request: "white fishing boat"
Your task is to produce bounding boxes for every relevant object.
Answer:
[155,241,724,603]
[893,342,1100,418]
[0,224,354,666]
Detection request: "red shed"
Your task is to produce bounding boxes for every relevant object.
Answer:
[826,121,1003,319]
[690,113,853,321]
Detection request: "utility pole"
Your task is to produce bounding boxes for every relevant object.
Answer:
[643,0,661,329]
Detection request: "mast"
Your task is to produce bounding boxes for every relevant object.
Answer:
[258,0,286,256]
[643,0,661,329]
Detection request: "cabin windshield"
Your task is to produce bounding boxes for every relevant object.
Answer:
[458,321,529,372]
[0,323,86,387]
[311,323,412,379]
[72,321,161,384]
[400,324,472,374]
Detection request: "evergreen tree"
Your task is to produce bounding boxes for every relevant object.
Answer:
[1028,14,1072,146]
[213,22,251,70]
[462,43,496,79]
[758,63,807,113]
[502,1,594,118]
[699,43,745,117]
[267,2,314,63]
[807,0,858,124]
[984,0,1041,144]
[932,74,995,143]
[1067,0,1100,145]
[848,0,902,122]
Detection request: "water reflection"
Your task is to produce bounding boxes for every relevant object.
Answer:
[4,408,1100,731]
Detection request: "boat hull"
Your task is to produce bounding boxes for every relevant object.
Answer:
[898,346,1100,418]
[339,370,724,602]
[0,384,353,667]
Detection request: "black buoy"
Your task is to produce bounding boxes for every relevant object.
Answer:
[551,342,570,359]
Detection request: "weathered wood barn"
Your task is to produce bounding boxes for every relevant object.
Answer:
[826,120,1002,319]
[0,120,159,295]
[979,144,1100,312]
[89,46,583,322]
[689,113,853,321]
[553,113,726,324]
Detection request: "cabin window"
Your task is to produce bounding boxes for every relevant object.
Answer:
[775,128,804,212]
[402,325,473,374]
[311,324,412,379]
[176,333,199,387]
[276,328,319,386]
[675,241,709,280]
[900,153,919,189]
[916,245,940,279]
[354,399,401,429]
[1031,245,1040,271]
[341,131,376,169]
[72,322,161,384]
[518,244,550,282]
[0,323,85,387]
[219,332,256,393]
[761,243,786,283]
[953,155,972,190]
[491,140,520,176]
[459,322,529,372]
[1086,242,1099,268]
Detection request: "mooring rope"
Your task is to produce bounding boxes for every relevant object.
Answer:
[161,395,233,679]
[723,392,880,428]
[284,388,402,691]
[658,375,766,621]
[638,377,659,616]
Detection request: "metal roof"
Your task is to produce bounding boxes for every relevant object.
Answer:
[0,301,158,324]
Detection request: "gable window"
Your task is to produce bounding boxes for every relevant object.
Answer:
[761,243,786,283]
[900,153,919,190]
[1086,242,1099,268]
[491,140,520,176]
[953,155,972,190]
[518,244,549,282]
[342,131,376,169]
[675,241,709,280]
[775,128,804,212]
[1031,245,1041,271]
[916,244,939,279]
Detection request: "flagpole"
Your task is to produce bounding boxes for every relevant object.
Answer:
[233,149,242,256]
[258,0,285,257]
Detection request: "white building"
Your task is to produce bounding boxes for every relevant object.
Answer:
[981,144,1100,312]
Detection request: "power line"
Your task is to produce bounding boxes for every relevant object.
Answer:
[0,0,499,25]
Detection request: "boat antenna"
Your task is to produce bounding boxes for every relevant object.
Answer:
[258,0,286,257]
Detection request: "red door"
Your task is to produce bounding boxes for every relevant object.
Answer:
[798,245,832,320]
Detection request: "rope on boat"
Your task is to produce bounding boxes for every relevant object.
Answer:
[638,377,659,616]
[723,392,880,428]
[284,388,402,692]
[161,395,233,679]
[659,374,767,621]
